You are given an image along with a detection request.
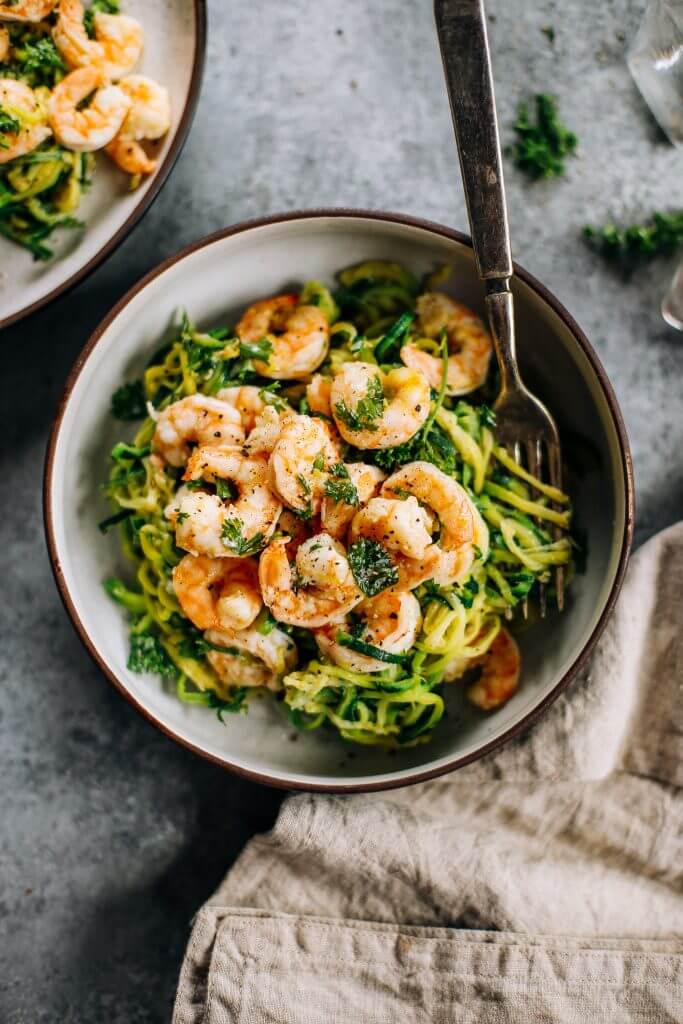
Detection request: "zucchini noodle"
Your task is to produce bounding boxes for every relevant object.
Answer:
[102,259,576,748]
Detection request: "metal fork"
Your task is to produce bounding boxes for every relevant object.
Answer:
[434,0,565,615]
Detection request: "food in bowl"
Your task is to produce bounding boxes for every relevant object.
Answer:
[0,0,170,259]
[100,258,575,749]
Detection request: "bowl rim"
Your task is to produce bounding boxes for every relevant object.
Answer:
[43,207,636,793]
[0,0,208,332]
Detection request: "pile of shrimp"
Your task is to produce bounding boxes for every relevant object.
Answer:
[141,284,521,714]
[0,0,170,175]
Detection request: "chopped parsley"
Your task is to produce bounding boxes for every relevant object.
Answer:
[334,375,385,433]
[258,381,289,411]
[220,517,265,556]
[14,36,66,87]
[348,538,398,596]
[128,633,177,679]
[583,210,683,274]
[0,107,20,148]
[323,462,359,505]
[215,477,237,501]
[312,452,326,472]
[176,511,189,525]
[508,94,577,180]
[111,380,146,420]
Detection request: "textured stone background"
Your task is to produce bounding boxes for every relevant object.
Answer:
[1,1,682,1021]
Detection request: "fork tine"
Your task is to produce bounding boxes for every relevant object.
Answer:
[524,440,544,618]
[547,442,565,612]
[511,442,528,618]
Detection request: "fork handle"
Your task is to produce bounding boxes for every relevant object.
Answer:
[434,0,512,284]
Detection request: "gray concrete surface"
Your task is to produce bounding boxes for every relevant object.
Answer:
[1,1,682,1020]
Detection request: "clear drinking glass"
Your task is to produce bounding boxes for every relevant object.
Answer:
[662,260,683,328]
[628,1,683,329]
[628,0,683,145]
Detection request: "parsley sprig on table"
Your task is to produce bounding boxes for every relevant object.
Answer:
[583,211,683,273]
[508,94,577,180]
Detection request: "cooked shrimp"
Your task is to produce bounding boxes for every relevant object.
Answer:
[269,413,342,517]
[349,494,441,590]
[0,0,55,22]
[52,0,143,81]
[216,385,269,433]
[105,74,170,175]
[382,462,478,585]
[330,361,431,449]
[173,554,262,632]
[243,406,287,455]
[402,291,493,396]
[0,26,9,61]
[152,394,244,467]
[259,533,362,628]
[468,627,521,710]
[350,495,433,560]
[320,463,385,540]
[314,590,422,673]
[47,66,131,152]
[205,625,298,692]
[0,79,51,164]
[306,374,332,417]
[276,507,311,558]
[177,447,281,558]
[236,294,329,379]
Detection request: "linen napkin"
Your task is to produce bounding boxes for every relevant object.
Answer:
[174,523,683,1024]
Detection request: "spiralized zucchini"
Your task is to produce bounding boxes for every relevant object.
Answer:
[102,259,575,748]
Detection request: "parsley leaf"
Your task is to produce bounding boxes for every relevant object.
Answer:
[258,381,289,411]
[323,462,359,505]
[128,633,177,678]
[348,538,398,596]
[111,380,146,420]
[220,517,265,556]
[583,211,683,274]
[508,94,577,180]
[215,478,237,501]
[334,375,385,433]
[0,106,20,148]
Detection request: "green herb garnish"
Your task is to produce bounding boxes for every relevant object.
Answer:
[323,462,359,505]
[334,375,385,433]
[220,517,265,556]
[583,211,683,274]
[111,380,146,420]
[348,538,398,596]
[508,94,577,180]
[128,633,177,678]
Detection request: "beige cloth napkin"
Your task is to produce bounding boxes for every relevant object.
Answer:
[174,524,683,1024]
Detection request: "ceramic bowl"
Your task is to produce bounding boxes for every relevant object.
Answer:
[44,210,634,792]
[0,0,206,329]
